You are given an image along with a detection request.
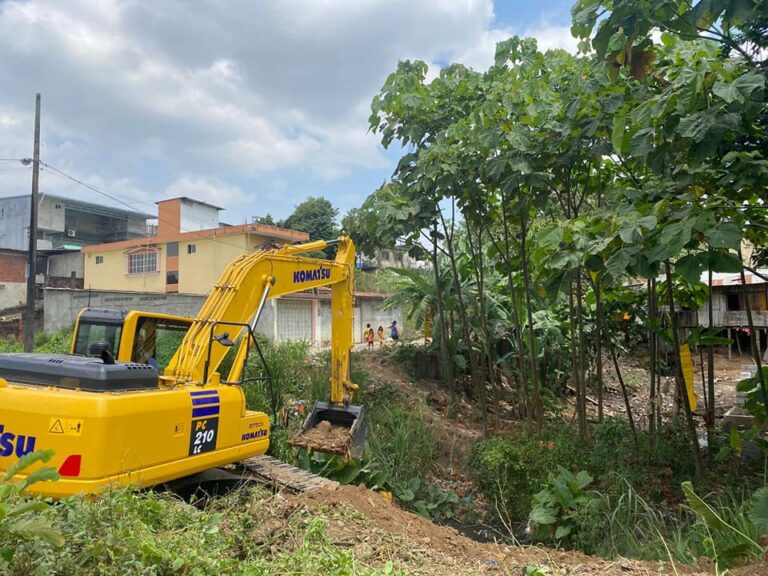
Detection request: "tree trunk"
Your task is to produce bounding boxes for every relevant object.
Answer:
[498,190,530,423]
[664,260,703,481]
[466,221,491,433]
[569,279,587,437]
[594,276,604,422]
[576,272,588,436]
[707,265,715,454]
[610,341,638,447]
[520,211,542,429]
[738,256,768,415]
[431,223,455,407]
[440,211,482,419]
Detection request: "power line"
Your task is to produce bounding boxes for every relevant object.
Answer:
[40,162,153,216]
[38,162,272,253]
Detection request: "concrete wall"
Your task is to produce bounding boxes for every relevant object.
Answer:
[0,197,30,251]
[180,199,219,231]
[84,233,295,296]
[177,235,247,294]
[44,288,399,346]
[0,283,26,310]
[47,252,84,279]
[38,196,66,233]
[44,288,206,333]
[0,251,28,310]
[84,245,165,293]
[357,298,399,342]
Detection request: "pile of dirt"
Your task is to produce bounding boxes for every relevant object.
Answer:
[246,483,717,575]
[290,420,351,454]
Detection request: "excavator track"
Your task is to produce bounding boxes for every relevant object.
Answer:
[239,455,338,493]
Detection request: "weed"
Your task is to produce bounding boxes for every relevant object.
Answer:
[470,423,583,520]
[0,450,62,571]
[528,467,598,542]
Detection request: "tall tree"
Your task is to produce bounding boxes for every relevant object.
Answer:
[281,196,339,257]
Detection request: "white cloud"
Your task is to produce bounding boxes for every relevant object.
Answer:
[0,0,580,218]
[526,24,580,53]
[164,176,247,208]
[454,24,580,71]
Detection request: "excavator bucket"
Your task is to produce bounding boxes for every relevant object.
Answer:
[291,402,366,458]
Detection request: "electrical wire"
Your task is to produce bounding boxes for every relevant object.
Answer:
[38,162,295,253]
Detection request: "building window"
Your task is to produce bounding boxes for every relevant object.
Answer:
[95,255,104,265]
[166,242,179,257]
[187,244,196,254]
[128,251,158,274]
[166,270,178,285]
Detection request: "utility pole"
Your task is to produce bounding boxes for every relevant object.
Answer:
[24,93,41,352]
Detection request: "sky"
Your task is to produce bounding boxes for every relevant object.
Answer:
[0,0,578,226]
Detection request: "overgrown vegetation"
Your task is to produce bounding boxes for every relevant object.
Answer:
[2,471,404,576]
[0,330,72,354]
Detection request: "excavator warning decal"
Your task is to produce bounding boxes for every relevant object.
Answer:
[189,390,220,456]
[49,418,83,436]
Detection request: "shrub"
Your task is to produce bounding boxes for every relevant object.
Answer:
[0,450,62,571]
[470,423,584,521]
[528,467,598,543]
[242,337,313,415]
[34,331,72,354]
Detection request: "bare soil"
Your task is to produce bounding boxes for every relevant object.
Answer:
[343,347,767,574]
[599,349,753,427]
[290,420,352,455]
[246,482,718,575]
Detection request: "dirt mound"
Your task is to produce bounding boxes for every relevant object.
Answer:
[285,483,708,575]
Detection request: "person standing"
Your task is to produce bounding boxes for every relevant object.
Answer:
[377,325,384,349]
[389,320,399,344]
[365,323,374,350]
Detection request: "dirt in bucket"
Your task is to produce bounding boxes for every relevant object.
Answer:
[290,419,352,454]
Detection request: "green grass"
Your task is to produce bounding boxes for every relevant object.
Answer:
[3,487,404,576]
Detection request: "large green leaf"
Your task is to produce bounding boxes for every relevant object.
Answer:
[682,481,729,532]
[611,109,626,155]
[574,470,593,490]
[706,223,742,250]
[17,467,60,493]
[605,249,631,278]
[713,81,743,104]
[8,517,64,547]
[708,251,743,273]
[529,506,557,526]
[2,449,55,482]
[749,486,768,534]
[675,254,705,285]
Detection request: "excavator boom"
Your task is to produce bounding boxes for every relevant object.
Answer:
[162,235,366,456]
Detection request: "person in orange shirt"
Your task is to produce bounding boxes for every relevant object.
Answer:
[365,323,375,350]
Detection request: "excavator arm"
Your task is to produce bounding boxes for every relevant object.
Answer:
[163,236,358,405]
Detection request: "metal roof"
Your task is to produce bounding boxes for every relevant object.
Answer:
[0,193,153,219]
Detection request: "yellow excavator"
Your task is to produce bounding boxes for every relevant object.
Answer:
[0,237,365,498]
